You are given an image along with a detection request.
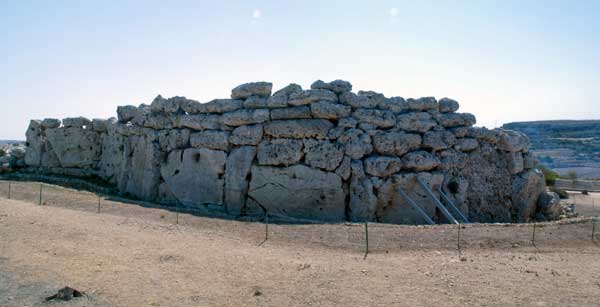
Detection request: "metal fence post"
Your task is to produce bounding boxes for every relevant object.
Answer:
[39,183,43,205]
[97,195,101,213]
[592,219,596,241]
[531,222,537,247]
[364,222,369,259]
[258,212,268,247]
[175,202,179,225]
[457,222,462,257]
[8,181,11,199]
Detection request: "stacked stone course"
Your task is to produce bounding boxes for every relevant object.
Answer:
[23,79,558,223]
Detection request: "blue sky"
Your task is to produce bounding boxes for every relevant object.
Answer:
[1,0,599,139]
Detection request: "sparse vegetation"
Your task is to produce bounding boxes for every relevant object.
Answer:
[564,171,578,181]
[549,186,569,199]
[536,164,560,186]
[0,148,6,157]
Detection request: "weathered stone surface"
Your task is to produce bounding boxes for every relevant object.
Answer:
[230,124,263,146]
[327,126,345,140]
[378,97,406,113]
[364,156,402,177]
[117,133,161,200]
[151,95,184,113]
[190,130,230,151]
[310,79,352,94]
[143,114,173,130]
[198,99,243,114]
[349,160,377,221]
[523,152,537,169]
[339,92,374,109]
[506,152,524,174]
[439,98,459,113]
[402,151,441,171]
[45,127,101,168]
[303,139,344,171]
[537,192,561,220]
[41,118,61,129]
[372,131,421,156]
[422,130,457,151]
[62,117,91,128]
[117,105,138,123]
[376,173,445,224]
[248,165,345,221]
[337,128,373,159]
[338,117,358,128]
[222,109,270,126]
[159,129,190,152]
[264,119,333,139]
[180,114,223,130]
[231,81,272,99]
[454,137,479,152]
[257,138,303,166]
[161,148,226,206]
[310,101,351,119]
[451,127,470,138]
[180,98,204,114]
[496,130,530,152]
[241,95,268,109]
[395,112,437,133]
[406,97,437,111]
[91,118,110,132]
[225,146,256,215]
[437,113,477,128]
[335,156,351,181]
[270,106,311,120]
[288,89,337,106]
[466,127,499,143]
[352,109,395,128]
[511,169,545,222]
[272,83,302,97]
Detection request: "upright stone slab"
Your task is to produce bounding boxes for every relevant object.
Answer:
[248,165,345,221]
[225,146,257,215]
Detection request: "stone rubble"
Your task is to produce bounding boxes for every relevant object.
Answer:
[20,79,554,223]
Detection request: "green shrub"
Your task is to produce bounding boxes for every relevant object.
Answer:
[0,149,6,157]
[549,186,569,199]
[536,164,559,186]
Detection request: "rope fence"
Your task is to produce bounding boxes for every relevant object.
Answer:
[0,180,598,258]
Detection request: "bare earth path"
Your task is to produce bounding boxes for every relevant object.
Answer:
[1,197,600,307]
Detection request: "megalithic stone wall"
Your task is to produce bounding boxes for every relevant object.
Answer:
[23,79,558,223]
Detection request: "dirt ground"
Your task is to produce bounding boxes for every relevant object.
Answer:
[1,183,600,306]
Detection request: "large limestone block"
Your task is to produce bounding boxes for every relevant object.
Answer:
[372,131,421,156]
[536,192,561,220]
[117,105,139,123]
[264,119,333,139]
[243,95,279,109]
[257,138,303,166]
[62,117,91,128]
[349,160,377,222]
[98,131,125,183]
[225,146,257,215]
[378,97,407,113]
[143,114,173,130]
[222,109,269,126]
[198,99,243,114]
[405,97,438,111]
[161,147,227,206]
[180,114,223,131]
[376,173,445,224]
[506,152,524,174]
[118,133,162,201]
[454,138,479,152]
[511,169,545,222]
[288,89,337,106]
[395,112,437,133]
[439,98,459,113]
[231,82,272,99]
[310,101,351,119]
[496,129,530,152]
[422,130,457,151]
[337,128,373,159]
[41,118,61,129]
[303,139,344,171]
[230,124,263,146]
[335,155,351,181]
[45,127,102,168]
[310,79,352,94]
[151,95,184,113]
[272,83,303,97]
[248,165,346,221]
[339,92,373,109]
[466,127,500,143]
[270,106,312,120]
[352,109,396,128]
[190,130,230,151]
[436,113,476,128]
[364,156,403,178]
[158,129,190,152]
[402,151,441,171]
[25,120,43,166]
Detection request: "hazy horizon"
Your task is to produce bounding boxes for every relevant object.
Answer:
[2,0,599,139]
